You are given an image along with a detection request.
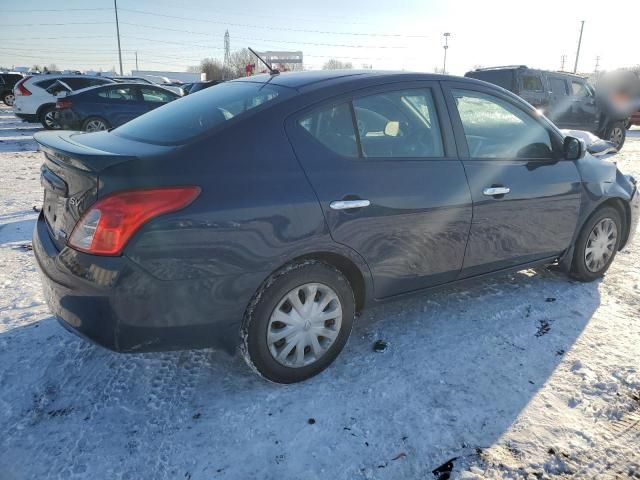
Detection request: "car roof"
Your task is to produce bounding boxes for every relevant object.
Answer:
[468,66,586,80]
[232,70,467,92]
[69,82,178,96]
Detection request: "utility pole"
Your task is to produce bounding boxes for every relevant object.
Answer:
[573,20,584,74]
[442,32,451,74]
[135,51,139,71]
[594,55,600,73]
[222,30,231,80]
[113,0,123,75]
[560,54,566,71]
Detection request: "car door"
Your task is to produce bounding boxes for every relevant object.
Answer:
[569,79,599,132]
[287,82,473,298]
[544,75,573,128]
[138,86,176,113]
[517,73,546,109]
[442,82,582,277]
[96,85,145,127]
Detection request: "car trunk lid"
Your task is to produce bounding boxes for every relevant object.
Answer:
[35,130,139,251]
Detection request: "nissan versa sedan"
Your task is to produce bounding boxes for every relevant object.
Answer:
[33,71,639,383]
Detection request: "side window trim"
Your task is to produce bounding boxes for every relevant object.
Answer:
[289,81,457,161]
[441,81,564,161]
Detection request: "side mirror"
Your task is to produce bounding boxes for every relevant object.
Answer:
[563,136,586,160]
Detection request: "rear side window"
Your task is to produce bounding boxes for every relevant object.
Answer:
[63,78,92,90]
[353,89,443,158]
[521,75,543,92]
[299,103,358,157]
[465,70,515,91]
[549,78,568,96]
[114,82,286,145]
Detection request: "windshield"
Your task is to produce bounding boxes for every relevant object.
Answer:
[113,81,288,145]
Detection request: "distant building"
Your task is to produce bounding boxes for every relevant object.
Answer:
[255,51,304,72]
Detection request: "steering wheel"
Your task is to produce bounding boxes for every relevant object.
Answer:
[396,128,434,156]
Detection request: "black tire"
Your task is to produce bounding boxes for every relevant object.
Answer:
[2,91,15,106]
[570,206,623,282]
[625,119,632,130]
[605,121,626,151]
[82,116,111,132]
[39,105,60,130]
[241,260,355,384]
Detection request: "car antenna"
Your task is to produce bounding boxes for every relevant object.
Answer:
[248,47,279,76]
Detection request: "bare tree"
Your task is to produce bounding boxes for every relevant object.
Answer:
[48,63,58,72]
[322,59,353,70]
[229,48,254,78]
[196,58,227,81]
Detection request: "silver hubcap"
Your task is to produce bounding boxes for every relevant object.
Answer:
[85,119,107,132]
[267,282,342,368]
[585,218,617,272]
[609,127,623,147]
[4,93,15,106]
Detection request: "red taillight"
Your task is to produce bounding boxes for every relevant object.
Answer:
[68,187,201,256]
[15,76,32,96]
[56,99,73,109]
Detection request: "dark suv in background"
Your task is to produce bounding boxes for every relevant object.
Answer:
[465,66,629,150]
[0,72,24,106]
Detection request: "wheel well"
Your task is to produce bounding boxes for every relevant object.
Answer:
[36,103,56,119]
[294,252,367,312]
[597,198,631,249]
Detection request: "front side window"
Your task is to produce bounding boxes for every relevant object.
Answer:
[299,103,358,157]
[521,75,543,92]
[114,82,287,145]
[452,89,553,159]
[353,89,443,158]
[98,86,138,101]
[549,78,568,96]
[140,87,174,103]
[571,80,591,97]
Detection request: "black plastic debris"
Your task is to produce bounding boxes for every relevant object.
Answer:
[535,319,551,337]
[373,340,388,353]
[432,457,458,480]
[545,297,557,303]
[307,418,316,425]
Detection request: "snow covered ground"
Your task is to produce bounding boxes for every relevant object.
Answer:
[0,104,639,479]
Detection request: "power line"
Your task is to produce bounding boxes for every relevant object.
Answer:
[4,22,114,27]
[118,21,409,49]
[3,8,111,12]
[118,8,430,38]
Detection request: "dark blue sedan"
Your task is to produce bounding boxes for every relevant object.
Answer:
[55,82,179,132]
[33,71,639,383]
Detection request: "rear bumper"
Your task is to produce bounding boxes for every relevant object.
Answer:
[33,213,261,354]
[15,112,38,122]
[55,109,82,130]
[627,182,640,245]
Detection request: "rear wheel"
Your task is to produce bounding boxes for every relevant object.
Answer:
[82,117,110,132]
[570,206,622,282]
[605,121,626,151]
[2,92,15,106]
[39,105,60,130]
[241,261,355,384]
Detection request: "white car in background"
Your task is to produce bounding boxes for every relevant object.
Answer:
[13,75,114,129]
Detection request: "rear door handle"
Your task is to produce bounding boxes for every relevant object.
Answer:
[483,187,510,196]
[329,199,370,210]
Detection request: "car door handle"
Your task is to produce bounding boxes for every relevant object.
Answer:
[483,187,510,196]
[329,199,371,210]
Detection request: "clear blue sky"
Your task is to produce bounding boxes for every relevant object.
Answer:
[2,0,638,75]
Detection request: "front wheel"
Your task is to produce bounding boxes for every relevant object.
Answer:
[605,121,626,151]
[241,261,355,384]
[570,206,622,282]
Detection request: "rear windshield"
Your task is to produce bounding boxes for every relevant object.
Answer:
[113,82,289,145]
